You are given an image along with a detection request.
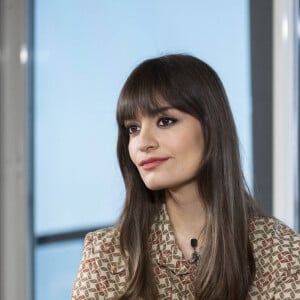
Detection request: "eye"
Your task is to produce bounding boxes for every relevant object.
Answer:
[125,124,141,135]
[158,117,177,127]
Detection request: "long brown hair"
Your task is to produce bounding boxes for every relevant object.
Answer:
[116,54,257,299]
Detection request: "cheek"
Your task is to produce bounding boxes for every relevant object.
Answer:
[128,142,137,166]
[179,133,204,167]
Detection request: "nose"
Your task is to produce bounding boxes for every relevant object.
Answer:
[137,125,159,152]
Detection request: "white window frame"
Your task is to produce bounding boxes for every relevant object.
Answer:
[273,0,299,230]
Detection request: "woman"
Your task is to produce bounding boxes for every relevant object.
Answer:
[72,54,300,299]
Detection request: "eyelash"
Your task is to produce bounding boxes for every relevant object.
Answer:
[126,124,140,135]
[157,117,177,127]
[125,117,177,135]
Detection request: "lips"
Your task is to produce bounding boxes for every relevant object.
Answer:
[139,157,169,170]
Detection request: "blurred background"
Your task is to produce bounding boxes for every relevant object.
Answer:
[0,0,299,299]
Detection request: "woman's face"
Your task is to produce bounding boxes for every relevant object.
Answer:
[125,104,204,191]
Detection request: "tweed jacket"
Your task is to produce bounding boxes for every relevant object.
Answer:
[71,206,300,299]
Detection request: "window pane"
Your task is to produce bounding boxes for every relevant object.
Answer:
[35,240,83,300]
[34,0,252,235]
[34,1,252,299]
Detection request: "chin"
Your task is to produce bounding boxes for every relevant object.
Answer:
[145,184,165,191]
[143,180,167,191]
[141,175,174,190]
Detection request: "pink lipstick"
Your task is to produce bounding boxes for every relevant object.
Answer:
[140,157,169,170]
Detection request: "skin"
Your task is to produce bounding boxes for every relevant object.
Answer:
[125,105,206,259]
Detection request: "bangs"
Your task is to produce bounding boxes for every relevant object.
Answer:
[117,88,169,125]
[116,54,205,127]
[116,62,174,125]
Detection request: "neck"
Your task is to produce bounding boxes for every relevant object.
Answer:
[165,183,206,240]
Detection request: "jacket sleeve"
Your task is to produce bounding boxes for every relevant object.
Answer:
[71,228,127,300]
[71,232,101,300]
[273,268,300,299]
[272,221,300,299]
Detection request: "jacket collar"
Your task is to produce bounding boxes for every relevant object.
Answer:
[150,205,197,275]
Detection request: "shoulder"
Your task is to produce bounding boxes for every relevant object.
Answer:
[83,226,120,251]
[249,216,300,293]
[72,227,128,299]
[249,216,300,253]
[81,226,123,261]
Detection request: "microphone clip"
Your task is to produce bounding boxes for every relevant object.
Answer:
[190,238,200,265]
